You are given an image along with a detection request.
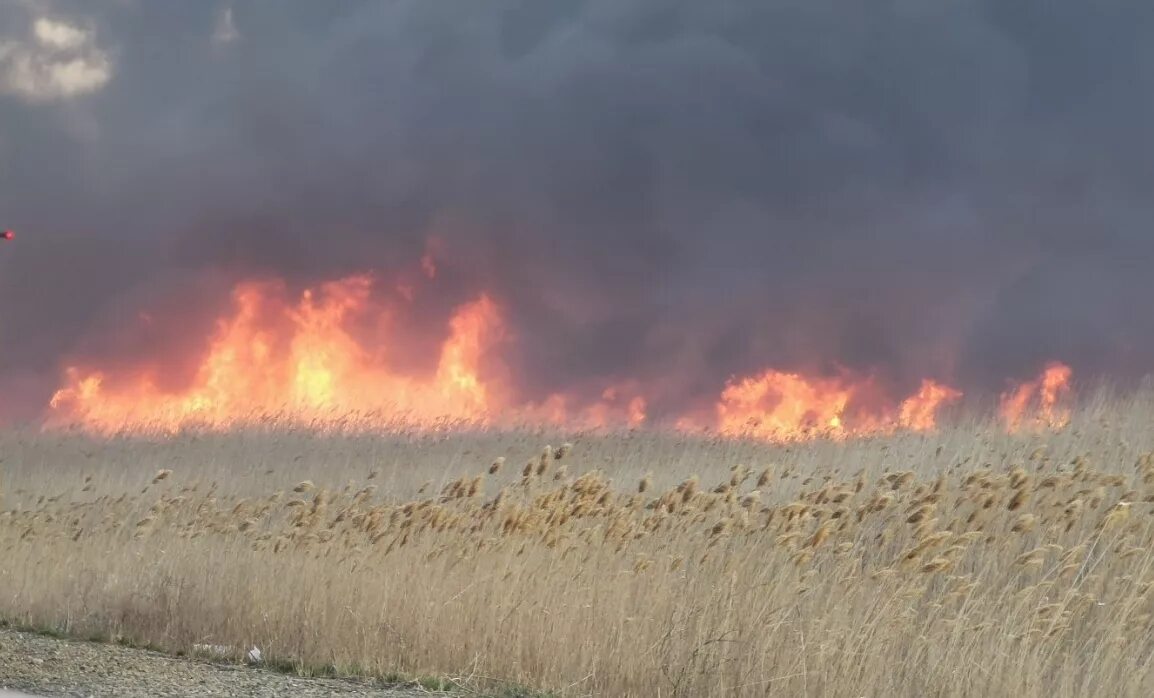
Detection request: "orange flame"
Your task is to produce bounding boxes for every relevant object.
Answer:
[715,370,962,441]
[41,248,1072,441]
[717,370,854,440]
[899,379,963,431]
[434,295,504,415]
[48,276,506,433]
[522,383,648,431]
[999,361,1073,431]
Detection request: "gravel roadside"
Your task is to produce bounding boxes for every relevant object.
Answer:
[0,628,443,698]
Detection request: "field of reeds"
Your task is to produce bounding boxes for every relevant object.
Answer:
[4,391,1154,696]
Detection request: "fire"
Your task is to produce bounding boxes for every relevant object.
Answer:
[717,370,854,440]
[521,383,648,431]
[49,276,506,433]
[434,295,504,414]
[899,379,964,431]
[40,247,1075,441]
[47,269,656,435]
[715,370,962,441]
[45,268,977,440]
[999,361,1073,431]
[597,385,648,428]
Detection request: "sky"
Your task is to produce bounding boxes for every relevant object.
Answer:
[1,0,1153,422]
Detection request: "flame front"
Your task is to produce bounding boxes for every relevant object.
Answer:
[49,276,506,433]
[999,361,1073,431]
[44,261,1066,440]
[717,370,854,440]
[899,379,964,431]
[713,371,961,441]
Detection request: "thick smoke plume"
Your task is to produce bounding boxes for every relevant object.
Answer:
[1,0,1153,423]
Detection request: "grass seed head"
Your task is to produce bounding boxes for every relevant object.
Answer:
[639,472,652,494]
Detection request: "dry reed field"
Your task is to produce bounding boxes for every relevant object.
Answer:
[3,391,1154,697]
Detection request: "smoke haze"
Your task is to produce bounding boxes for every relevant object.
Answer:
[2,0,1153,422]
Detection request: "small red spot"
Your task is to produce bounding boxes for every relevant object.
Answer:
[1,230,13,240]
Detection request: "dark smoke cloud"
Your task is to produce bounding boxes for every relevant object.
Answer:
[2,0,1154,421]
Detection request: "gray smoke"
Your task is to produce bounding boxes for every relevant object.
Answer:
[1,0,1153,422]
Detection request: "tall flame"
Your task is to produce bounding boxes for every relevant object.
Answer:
[899,379,964,431]
[42,253,1072,441]
[999,361,1073,431]
[434,295,504,415]
[49,276,505,433]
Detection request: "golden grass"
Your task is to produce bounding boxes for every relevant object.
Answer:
[4,390,1154,696]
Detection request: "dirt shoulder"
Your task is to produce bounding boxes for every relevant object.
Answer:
[0,628,440,698]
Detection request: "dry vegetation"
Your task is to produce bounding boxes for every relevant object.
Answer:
[4,391,1154,696]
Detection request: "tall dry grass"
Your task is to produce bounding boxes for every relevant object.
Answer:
[3,388,1154,696]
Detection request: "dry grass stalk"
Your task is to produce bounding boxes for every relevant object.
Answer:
[3,393,1154,696]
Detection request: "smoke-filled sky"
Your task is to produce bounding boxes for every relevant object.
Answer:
[1,0,1153,422]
